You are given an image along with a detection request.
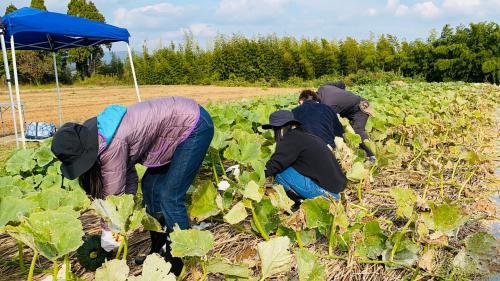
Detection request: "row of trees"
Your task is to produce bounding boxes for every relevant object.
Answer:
[2,1,499,85]
[133,22,499,85]
[2,0,107,84]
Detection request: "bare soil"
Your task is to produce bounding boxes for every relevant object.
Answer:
[0,85,300,134]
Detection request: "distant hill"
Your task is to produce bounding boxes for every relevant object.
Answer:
[103,51,142,63]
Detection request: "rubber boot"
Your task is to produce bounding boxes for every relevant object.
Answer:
[285,189,303,211]
[163,235,184,276]
[134,212,167,265]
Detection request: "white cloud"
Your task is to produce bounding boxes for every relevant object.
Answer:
[113,3,197,30]
[189,24,217,37]
[367,8,378,16]
[386,0,400,11]
[385,0,441,19]
[395,4,409,16]
[413,1,441,18]
[162,23,217,41]
[441,0,500,16]
[386,0,409,16]
[443,0,481,11]
[216,0,291,22]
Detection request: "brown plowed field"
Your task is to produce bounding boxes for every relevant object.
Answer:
[0,85,299,134]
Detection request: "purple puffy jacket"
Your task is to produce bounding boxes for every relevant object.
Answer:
[97,96,200,198]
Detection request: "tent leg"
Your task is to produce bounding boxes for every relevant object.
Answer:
[10,36,25,149]
[0,28,19,148]
[127,44,141,102]
[53,52,62,127]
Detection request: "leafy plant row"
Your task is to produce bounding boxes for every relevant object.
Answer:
[0,82,498,280]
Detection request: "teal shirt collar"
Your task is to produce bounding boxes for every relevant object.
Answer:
[97,105,127,146]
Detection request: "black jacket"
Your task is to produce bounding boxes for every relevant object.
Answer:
[265,128,347,194]
[317,85,362,117]
[292,101,344,145]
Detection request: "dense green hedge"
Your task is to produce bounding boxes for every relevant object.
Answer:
[126,22,499,86]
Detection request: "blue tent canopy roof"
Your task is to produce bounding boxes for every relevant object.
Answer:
[1,7,130,51]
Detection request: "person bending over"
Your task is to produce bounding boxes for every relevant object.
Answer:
[51,96,214,275]
[317,81,376,160]
[262,110,346,202]
[292,89,344,147]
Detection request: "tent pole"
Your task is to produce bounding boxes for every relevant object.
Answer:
[0,27,19,148]
[127,44,141,102]
[10,35,25,149]
[53,52,62,127]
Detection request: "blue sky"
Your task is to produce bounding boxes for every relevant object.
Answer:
[1,0,499,51]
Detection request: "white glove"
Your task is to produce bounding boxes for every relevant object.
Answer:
[101,230,121,252]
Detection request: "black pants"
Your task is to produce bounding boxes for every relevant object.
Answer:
[349,110,374,157]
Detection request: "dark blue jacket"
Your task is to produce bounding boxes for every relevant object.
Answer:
[317,85,362,117]
[292,101,344,146]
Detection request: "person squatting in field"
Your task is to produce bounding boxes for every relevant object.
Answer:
[262,110,347,205]
[51,96,214,275]
[292,89,344,148]
[317,81,376,161]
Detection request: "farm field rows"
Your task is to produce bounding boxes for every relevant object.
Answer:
[0,82,499,281]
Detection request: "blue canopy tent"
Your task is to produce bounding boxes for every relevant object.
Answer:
[0,7,141,148]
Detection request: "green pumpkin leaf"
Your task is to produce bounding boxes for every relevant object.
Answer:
[207,255,250,278]
[0,176,23,198]
[296,248,326,281]
[330,202,349,233]
[170,227,214,257]
[300,197,332,236]
[34,146,55,167]
[0,196,36,228]
[26,186,90,211]
[141,213,164,232]
[453,232,498,273]
[268,185,294,214]
[241,180,263,202]
[428,202,468,234]
[91,194,141,235]
[257,237,292,280]
[39,174,62,189]
[25,174,44,189]
[223,139,261,166]
[355,220,387,259]
[389,187,416,219]
[95,259,129,281]
[210,130,231,151]
[346,162,369,182]
[188,181,220,222]
[128,253,176,281]
[47,162,61,175]
[251,198,280,236]
[6,208,84,260]
[129,210,145,233]
[383,234,420,268]
[6,149,36,175]
[464,232,497,258]
[343,131,362,147]
[276,227,316,247]
[223,201,248,225]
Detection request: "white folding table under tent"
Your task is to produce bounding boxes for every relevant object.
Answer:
[0,7,141,149]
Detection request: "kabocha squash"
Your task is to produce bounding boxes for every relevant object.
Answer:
[76,235,113,271]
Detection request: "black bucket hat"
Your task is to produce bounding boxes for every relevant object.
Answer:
[262,110,301,130]
[51,117,98,180]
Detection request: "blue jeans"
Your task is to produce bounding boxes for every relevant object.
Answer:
[142,106,214,230]
[275,167,340,200]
